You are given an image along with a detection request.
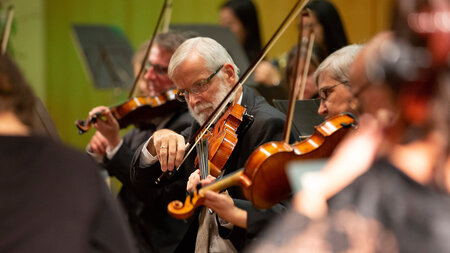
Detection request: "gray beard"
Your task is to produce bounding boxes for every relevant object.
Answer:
[188,82,233,125]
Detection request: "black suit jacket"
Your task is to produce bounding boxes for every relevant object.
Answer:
[131,87,296,252]
[104,105,193,253]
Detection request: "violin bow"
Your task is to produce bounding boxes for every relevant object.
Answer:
[161,0,173,33]
[128,0,173,98]
[156,0,311,184]
[1,5,14,55]
[283,9,315,143]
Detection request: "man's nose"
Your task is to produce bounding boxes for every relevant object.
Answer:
[318,100,328,117]
[144,67,155,81]
[187,92,201,106]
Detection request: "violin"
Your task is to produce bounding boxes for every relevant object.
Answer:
[167,113,357,219]
[194,103,254,177]
[75,89,181,134]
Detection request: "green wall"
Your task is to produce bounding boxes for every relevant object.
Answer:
[8,0,46,100]
[11,0,222,150]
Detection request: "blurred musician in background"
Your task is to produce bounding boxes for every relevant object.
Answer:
[86,31,193,253]
[219,0,262,64]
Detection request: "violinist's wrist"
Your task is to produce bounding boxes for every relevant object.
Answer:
[139,138,159,167]
[220,206,247,229]
[147,136,157,156]
[108,135,122,150]
[230,207,247,229]
[106,139,123,159]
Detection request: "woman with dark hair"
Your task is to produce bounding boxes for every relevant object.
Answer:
[219,0,262,62]
[303,0,349,55]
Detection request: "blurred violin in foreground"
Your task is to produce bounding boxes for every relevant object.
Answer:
[75,89,181,134]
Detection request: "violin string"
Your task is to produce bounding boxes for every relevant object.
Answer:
[196,138,208,180]
[202,139,208,179]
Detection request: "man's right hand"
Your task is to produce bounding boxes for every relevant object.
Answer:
[89,106,121,149]
[148,129,186,172]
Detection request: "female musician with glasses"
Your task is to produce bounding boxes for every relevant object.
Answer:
[314,44,363,119]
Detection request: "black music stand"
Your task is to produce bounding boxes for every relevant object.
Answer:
[72,24,134,89]
[273,98,324,139]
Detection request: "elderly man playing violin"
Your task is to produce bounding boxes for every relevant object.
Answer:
[131,37,295,252]
[85,31,193,253]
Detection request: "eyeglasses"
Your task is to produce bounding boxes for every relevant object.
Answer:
[176,65,224,102]
[318,82,347,100]
[145,61,168,76]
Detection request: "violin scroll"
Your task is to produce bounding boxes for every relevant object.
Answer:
[167,168,253,219]
[75,111,103,134]
[167,191,204,220]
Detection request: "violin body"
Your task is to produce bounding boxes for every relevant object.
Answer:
[167,113,356,219]
[75,89,181,134]
[195,103,251,177]
[242,112,356,209]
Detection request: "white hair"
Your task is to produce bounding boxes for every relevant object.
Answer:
[314,44,363,87]
[168,37,240,80]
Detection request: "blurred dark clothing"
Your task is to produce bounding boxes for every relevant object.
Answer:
[248,158,450,253]
[0,135,136,253]
[103,106,193,253]
[329,158,450,253]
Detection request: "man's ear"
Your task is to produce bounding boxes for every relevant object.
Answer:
[223,63,236,86]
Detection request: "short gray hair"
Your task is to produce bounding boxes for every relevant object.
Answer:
[314,44,363,87]
[168,37,239,80]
